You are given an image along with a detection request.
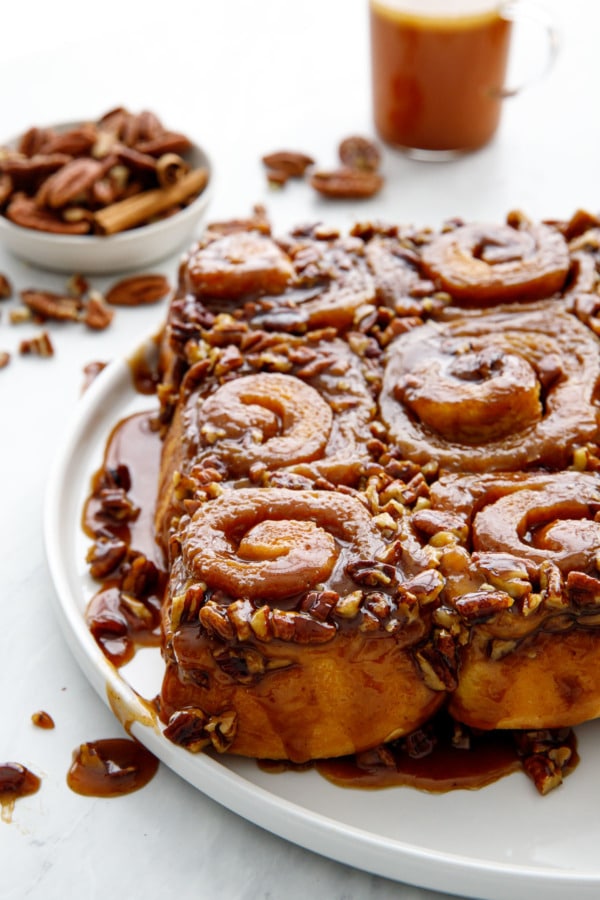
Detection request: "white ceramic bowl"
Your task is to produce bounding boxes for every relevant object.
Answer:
[0,122,213,275]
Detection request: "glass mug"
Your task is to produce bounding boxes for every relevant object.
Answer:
[369,0,559,158]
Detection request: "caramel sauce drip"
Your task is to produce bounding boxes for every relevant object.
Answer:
[31,710,55,729]
[316,727,521,793]
[0,763,41,821]
[66,739,159,797]
[83,411,166,666]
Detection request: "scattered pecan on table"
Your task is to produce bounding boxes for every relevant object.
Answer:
[261,134,384,199]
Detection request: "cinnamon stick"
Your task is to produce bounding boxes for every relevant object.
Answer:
[93,166,209,235]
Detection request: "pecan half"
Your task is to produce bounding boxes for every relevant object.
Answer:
[163,707,237,753]
[310,167,383,199]
[105,273,171,307]
[38,157,106,208]
[453,589,514,623]
[6,195,91,234]
[83,290,114,330]
[338,135,381,172]
[262,150,314,179]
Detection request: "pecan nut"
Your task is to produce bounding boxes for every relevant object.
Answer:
[338,135,381,172]
[310,167,383,199]
[105,273,171,307]
[6,195,91,234]
[38,157,107,208]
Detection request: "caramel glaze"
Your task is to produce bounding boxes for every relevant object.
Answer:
[420,222,570,305]
[0,763,41,820]
[380,306,600,472]
[316,711,521,792]
[316,711,579,794]
[82,323,168,670]
[31,710,55,729]
[66,739,159,797]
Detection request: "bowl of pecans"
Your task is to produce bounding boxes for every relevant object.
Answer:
[0,108,213,274]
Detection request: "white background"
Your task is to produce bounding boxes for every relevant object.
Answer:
[0,1,597,898]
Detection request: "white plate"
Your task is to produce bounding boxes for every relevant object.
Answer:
[44,337,600,900]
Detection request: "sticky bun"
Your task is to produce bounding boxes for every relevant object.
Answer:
[106,207,600,775]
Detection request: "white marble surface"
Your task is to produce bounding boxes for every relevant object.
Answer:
[0,1,598,898]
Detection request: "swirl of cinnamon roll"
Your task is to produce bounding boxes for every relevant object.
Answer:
[182,231,296,303]
[380,307,600,472]
[429,470,600,575]
[425,470,600,732]
[177,229,377,334]
[421,222,570,305]
[193,373,332,477]
[180,488,384,601]
[250,235,376,332]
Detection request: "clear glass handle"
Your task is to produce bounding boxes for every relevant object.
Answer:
[498,0,560,99]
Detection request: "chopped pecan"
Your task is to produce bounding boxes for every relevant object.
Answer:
[398,569,445,606]
[199,600,235,640]
[9,306,32,324]
[203,710,238,753]
[346,559,397,587]
[86,537,128,579]
[472,552,534,600]
[411,507,468,542]
[0,273,12,300]
[364,591,393,619]
[0,350,10,369]
[83,290,114,330]
[310,167,383,199]
[85,589,129,646]
[66,273,89,297]
[97,486,140,522]
[270,609,336,644]
[170,584,205,631]
[299,589,339,621]
[121,553,160,597]
[567,570,600,608]
[453,589,514,623]
[515,728,577,795]
[20,289,82,322]
[414,631,458,692]
[19,330,54,357]
[105,273,171,307]
[163,708,210,752]
[213,646,267,683]
[333,590,364,619]
[0,173,12,205]
[164,707,237,754]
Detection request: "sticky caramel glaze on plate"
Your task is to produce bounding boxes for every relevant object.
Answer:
[83,207,600,792]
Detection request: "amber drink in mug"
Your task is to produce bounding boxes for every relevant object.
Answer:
[369,0,558,158]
